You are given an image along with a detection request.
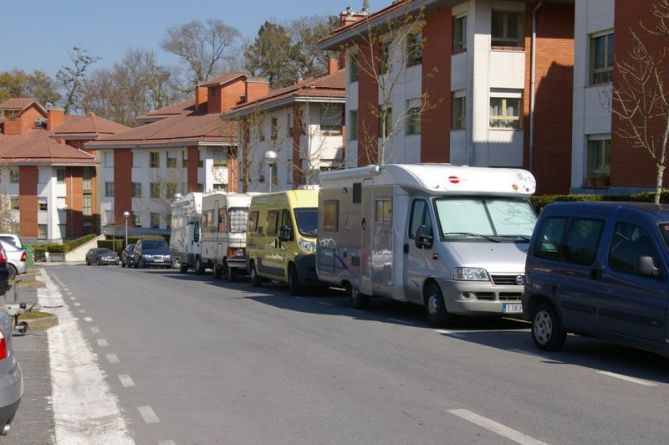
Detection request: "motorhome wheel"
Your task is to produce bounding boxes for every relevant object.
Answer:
[424,282,450,327]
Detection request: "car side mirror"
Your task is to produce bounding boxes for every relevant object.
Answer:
[415,225,434,249]
[638,255,661,278]
[278,224,293,242]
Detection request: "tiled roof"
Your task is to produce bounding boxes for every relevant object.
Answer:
[0,128,97,165]
[135,99,195,123]
[224,69,346,118]
[198,72,247,87]
[0,97,46,114]
[52,112,130,139]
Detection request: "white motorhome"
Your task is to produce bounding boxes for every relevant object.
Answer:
[316,164,537,326]
[201,192,254,280]
[170,193,203,273]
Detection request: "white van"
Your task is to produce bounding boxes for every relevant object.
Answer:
[201,193,254,280]
[316,164,537,326]
[170,193,203,273]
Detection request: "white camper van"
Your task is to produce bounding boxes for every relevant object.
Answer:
[201,193,254,280]
[170,192,204,273]
[316,164,537,326]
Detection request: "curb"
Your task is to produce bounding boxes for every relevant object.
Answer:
[22,313,58,332]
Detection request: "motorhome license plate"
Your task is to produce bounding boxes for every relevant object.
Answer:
[502,304,523,314]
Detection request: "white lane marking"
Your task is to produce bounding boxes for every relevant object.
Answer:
[119,375,135,388]
[97,339,109,347]
[138,406,160,424]
[90,327,100,334]
[106,354,120,364]
[74,302,81,307]
[449,409,550,445]
[62,288,69,292]
[84,317,93,322]
[66,291,73,295]
[37,269,134,444]
[158,440,176,445]
[79,310,86,314]
[596,371,658,387]
[70,297,77,301]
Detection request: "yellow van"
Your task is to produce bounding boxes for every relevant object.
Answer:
[246,189,319,295]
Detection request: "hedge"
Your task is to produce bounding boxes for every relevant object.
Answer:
[531,191,669,213]
[98,235,169,254]
[31,233,98,254]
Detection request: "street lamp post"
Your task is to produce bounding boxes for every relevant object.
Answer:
[123,211,130,248]
[264,150,278,192]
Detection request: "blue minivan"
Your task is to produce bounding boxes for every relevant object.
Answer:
[523,202,669,356]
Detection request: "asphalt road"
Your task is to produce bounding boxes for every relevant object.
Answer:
[42,265,669,445]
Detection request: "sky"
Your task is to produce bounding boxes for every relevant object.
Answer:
[0,0,361,76]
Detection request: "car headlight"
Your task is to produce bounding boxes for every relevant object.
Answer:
[298,239,316,253]
[144,255,153,260]
[453,267,490,281]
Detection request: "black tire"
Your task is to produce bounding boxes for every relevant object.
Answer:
[195,257,205,275]
[346,282,369,309]
[531,302,567,351]
[179,261,188,273]
[7,264,17,281]
[121,260,125,268]
[213,263,222,279]
[288,264,301,296]
[227,266,238,282]
[138,258,145,269]
[424,282,451,327]
[96,259,101,266]
[250,261,262,287]
[86,259,90,266]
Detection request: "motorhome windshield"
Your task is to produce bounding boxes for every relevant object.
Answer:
[435,198,536,241]
[294,208,318,238]
[228,208,249,233]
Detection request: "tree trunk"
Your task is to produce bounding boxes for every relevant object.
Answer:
[655,163,665,204]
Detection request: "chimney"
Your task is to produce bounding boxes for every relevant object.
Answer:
[339,6,368,27]
[245,79,270,103]
[47,108,65,130]
[195,86,209,113]
[328,57,340,74]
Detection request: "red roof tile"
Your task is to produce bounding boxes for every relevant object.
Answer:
[198,72,247,88]
[0,128,97,165]
[135,99,195,123]
[0,97,46,114]
[52,112,130,139]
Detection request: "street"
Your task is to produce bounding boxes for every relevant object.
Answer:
[31,265,669,444]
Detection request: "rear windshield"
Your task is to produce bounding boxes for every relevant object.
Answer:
[97,248,112,254]
[659,224,669,249]
[294,208,318,238]
[0,236,18,248]
[229,208,249,233]
[141,240,168,250]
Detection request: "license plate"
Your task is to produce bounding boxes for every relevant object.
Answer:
[502,303,523,314]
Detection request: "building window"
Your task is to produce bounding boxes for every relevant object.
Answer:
[349,110,358,141]
[320,107,342,136]
[150,152,160,168]
[83,193,92,216]
[590,32,615,85]
[213,183,227,191]
[489,91,522,129]
[586,136,611,186]
[181,151,188,168]
[406,99,422,135]
[150,212,160,229]
[452,93,466,130]
[271,117,278,140]
[150,182,160,199]
[134,214,143,227]
[105,182,114,197]
[257,124,265,142]
[57,196,66,209]
[350,52,359,83]
[166,183,177,200]
[491,11,523,48]
[166,152,177,168]
[10,196,19,210]
[131,182,142,198]
[39,197,47,212]
[9,167,19,183]
[104,152,114,168]
[56,168,66,184]
[453,16,467,52]
[38,224,48,239]
[378,106,392,138]
[83,167,93,190]
[406,33,423,66]
[105,210,115,225]
[379,40,391,74]
[197,151,203,168]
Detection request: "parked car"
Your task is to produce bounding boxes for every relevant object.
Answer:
[120,244,136,268]
[0,241,27,281]
[85,248,120,266]
[0,235,22,250]
[133,239,171,269]
[0,306,23,435]
[523,202,669,357]
[0,244,10,295]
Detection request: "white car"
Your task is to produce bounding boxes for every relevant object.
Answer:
[0,235,22,250]
[0,241,27,280]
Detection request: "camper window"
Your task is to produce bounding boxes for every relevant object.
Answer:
[409,200,431,239]
[375,198,392,224]
[267,211,280,236]
[323,200,339,231]
[248,211,259,233]
[229,208,249,233]
[218,209,226,233]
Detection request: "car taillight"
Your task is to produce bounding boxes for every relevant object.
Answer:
[227,247,245,258]
[0,331,7,360]
[0,250,6,266]
[20,251,26,262]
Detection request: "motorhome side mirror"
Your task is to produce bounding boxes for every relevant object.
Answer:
[637,255,660,277]
[278,225,293,242]
[415,225,434,249]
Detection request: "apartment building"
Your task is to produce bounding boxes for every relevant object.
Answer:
[571,0,665,193]
[86,73,270,234]
[0,98,128,241]
[223,63,346,192]
[320,0,575,194]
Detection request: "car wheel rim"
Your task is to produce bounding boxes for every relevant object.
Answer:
[428,293,439,317]
[534,310,552,344]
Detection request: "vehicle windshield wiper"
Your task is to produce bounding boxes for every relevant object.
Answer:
[443,232,500,242]
[497,234,532,242]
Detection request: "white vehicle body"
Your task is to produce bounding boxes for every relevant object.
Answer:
[316,164,537,321]
[169,193,203,272]
[201,193,254,279]
[0,241,26,278]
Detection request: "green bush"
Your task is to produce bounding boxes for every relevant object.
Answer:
[531,190,669,213]
[31,234,98,254]
[97,239,124,254]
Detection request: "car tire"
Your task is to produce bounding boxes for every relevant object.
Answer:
[424,282,451,327]
[213,263,223,279]
[288,264,301,296]
[531,302,567,351]
[121,261,125,268]
[7,264,17,281]
[195,257,204,275]
[179,262,188,273]
[250,261,262,287]
[96,259,101,266]
[86,259,90,266]
[139,258,145,269]
[346,282,369,309]
[227,266,238,282]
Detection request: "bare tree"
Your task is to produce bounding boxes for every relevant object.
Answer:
[56,47,100,114]
[161,20,241,85]
[611,0,669,203]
